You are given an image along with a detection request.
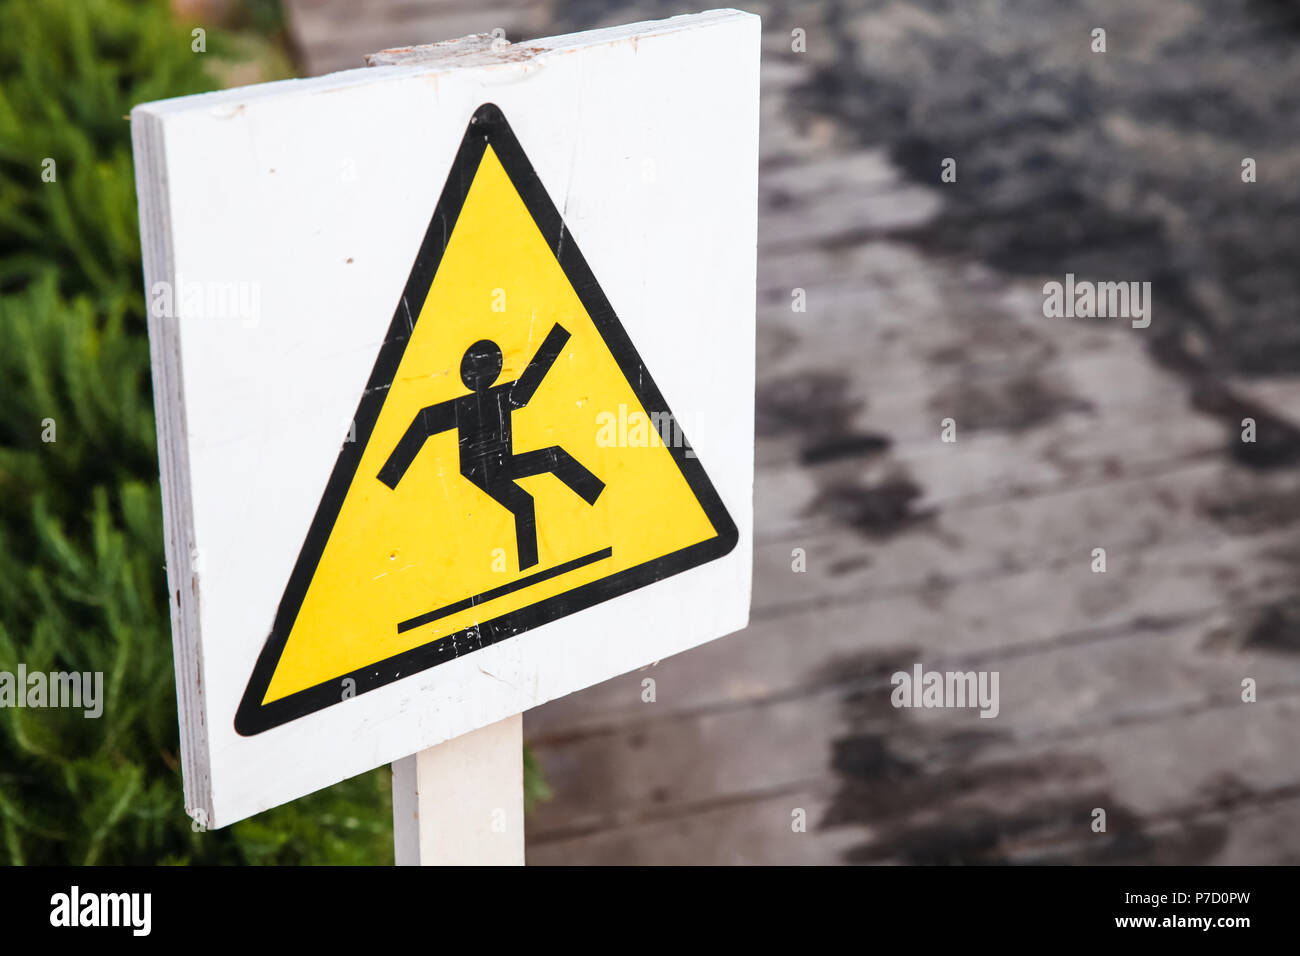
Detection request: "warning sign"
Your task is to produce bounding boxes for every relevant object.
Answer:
[235,103,738,735]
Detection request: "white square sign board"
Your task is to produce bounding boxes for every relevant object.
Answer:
[132,9,758,828]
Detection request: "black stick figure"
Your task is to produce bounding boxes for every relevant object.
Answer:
[377,323,604,570]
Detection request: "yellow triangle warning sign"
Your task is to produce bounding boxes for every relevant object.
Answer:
[236,103,737,734]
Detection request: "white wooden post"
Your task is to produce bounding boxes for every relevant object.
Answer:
[391,714,524,865]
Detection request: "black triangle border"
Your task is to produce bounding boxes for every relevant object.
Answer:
[234,103,739,736]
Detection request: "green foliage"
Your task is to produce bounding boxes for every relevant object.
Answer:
[0,0,217,299]
[0,0,400,865]
[523,743,553,815]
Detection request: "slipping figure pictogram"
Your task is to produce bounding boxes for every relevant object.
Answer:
[378,322,605,570]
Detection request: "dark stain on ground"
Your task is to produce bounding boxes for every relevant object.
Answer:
[1238,597,1300,653]
[756,370,895,464]
[792,0,1300,461]
[1200,478,1300,533]
[930,372,1093,434]
[758,371,859,439]
[802,433,892,465]
[828,554,873,576]
[1205,593,1300,655]
[1188,378,1300,469]
[815,649,1229,864]
[1203,531,1300,652]
[808,473,933,539]
[756,371,935,537]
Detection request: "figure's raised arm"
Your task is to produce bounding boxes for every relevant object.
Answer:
[377,399,456,489]
[509,323,570,408]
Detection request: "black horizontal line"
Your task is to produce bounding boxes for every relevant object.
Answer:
[397,547,614,633]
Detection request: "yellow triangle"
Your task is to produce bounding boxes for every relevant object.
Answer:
[237,106,736,733]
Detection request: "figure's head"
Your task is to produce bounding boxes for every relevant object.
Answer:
[460,339,503,390]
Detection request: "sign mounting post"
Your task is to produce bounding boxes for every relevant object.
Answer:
[392,714,523,866]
